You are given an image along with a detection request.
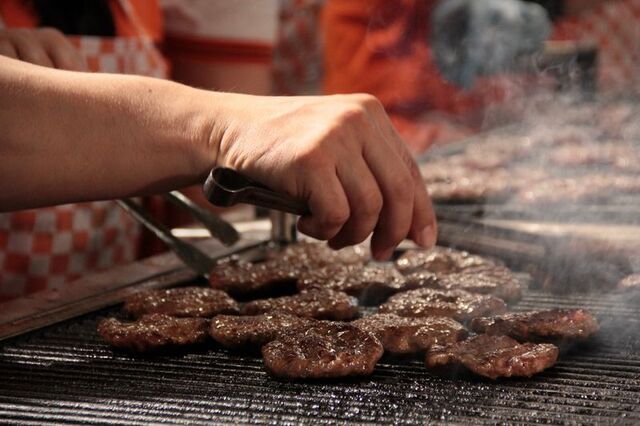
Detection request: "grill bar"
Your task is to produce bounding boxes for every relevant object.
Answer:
[2,288,639,424]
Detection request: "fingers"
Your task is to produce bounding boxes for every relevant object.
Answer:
[0,39,18,59]
[362,94,437,249]
[364,141,415,260]
[328,155,383,249]
[10,29,55,68]
[38,28,87,71]
[297,170,350,241]
[0,28,86,71]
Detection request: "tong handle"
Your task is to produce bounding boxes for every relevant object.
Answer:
[203,167,309,216]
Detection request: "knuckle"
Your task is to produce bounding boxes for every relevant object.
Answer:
[356,187,383,217]
[390,171,414,202]
[38,27,66,40]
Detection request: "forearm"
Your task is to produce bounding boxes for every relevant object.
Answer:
[0,56,224,211]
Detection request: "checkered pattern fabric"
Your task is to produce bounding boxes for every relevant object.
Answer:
[272,0,325,95]
[555,0,640,91]
[0,1,167,302]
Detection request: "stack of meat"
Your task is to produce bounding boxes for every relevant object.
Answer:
[98,242,599,381]
[422,99,640,205]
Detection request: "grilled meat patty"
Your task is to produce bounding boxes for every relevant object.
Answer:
[123,287,239,318]
[209,258,300,299]
[262,322,383,379]
[297,264,412,305]
[470,309,599,341]
[352,313,467,354]
[208,242,369,299]
[209,313,315,349]
[406,266,523,303]
[395,247,500,275]
[379,288,507,322]
[98,314,209,352]
[271,241,369,268]
[241,289,359,320]
[426,334,559,379]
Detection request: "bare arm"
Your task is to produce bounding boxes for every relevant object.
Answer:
[0,55,436,259]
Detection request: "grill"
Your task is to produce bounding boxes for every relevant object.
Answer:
[1,287,639,425]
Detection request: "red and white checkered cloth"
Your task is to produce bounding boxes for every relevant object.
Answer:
[0,1,167,302]
[554,0,640,91]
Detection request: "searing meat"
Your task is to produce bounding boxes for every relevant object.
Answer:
[208,242,369,299]
[425,334,559,379]
[123,287,239,318]
[271,241,369,268]
[470,309,599,341]
[379,288,507,322]
[241,289,359,320]
[406,266,523,303]
[618,274,640,291]
[209,313,315,349]
[352,313,467,354]
[97,314,209,352]
[209,258,299,299]
[297,264,412,305]
[395,247,500,275]
[262,322,383,379]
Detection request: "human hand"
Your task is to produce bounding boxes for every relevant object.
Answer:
[432,0,551,88]
[0,27,86,71]
[213,93,437,260]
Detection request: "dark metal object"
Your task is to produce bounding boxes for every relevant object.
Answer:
[117,199,217,278]
[0,288,638,424]
[204,167,309,216]
[163,191,240,246]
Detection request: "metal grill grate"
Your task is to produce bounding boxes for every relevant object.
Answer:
[1,290,639,425]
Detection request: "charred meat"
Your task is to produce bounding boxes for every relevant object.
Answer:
[395,247,500,275]
[262,322,383,379]
[406,266,523,303]
[470,309,599,341]
[123,287,239,318]
[426,334,559,379]
[297,264,412,305]
[271,241,369,268]
[209,313,315,349]
[97,314,209,352]
[352,313,467,354]
[209,258,299,299]
[241,289,359,320]
[379,288,507,322]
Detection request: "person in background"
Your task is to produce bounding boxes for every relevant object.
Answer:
[322,0,634,154]
[0,1,436,302]
[0,0,167,301]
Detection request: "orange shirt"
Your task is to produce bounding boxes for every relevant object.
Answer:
[0,0,163,41]
[322,0,519,151]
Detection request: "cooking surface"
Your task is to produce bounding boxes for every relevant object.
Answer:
[1,289,639,425]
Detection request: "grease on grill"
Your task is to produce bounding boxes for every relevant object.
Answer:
[262,322,383,379]
[470,309,599,342]
[123,287,239,318]
[352,313,467,354]
[97,314,209,352]
[297,264,413,305]
[209,313,315,350]
[241,289,359,320]
[379,288,507,322]
[426,334,559,379]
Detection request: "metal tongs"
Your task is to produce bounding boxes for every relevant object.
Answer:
[117,187,241,278]
[203,167,309,216]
